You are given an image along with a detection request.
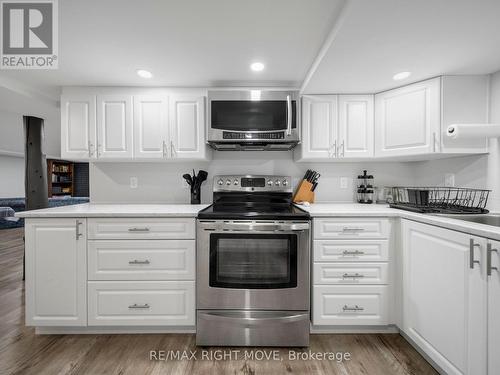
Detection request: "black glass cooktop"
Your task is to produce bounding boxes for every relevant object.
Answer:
[197,192,310,220]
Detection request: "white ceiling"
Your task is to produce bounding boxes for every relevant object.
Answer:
[0,0,499,96]
[303,0,500,94]
[0,0,343,95]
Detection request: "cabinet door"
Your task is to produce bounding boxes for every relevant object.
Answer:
[133,95,169,159]
[338,95,374,158]
[300,95,337,159]
[375,78,441,157]
[487,240,500,375]
[61,94,96,160]
[402,220,487,375]
[97,95,133,159]
[25,218,87,326]
[169,95,208,160]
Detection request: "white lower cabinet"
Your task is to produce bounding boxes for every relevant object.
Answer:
[313,285,388,325]
[487,240,500,375]
[402,220,487,375]
[88,281,195,326]
[25,219,87,326]
[313,263,389,285]
[87,240,195,280]
[312,217,392,327]
[24,217,196,330]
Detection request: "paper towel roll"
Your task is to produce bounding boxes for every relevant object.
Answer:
[446,124,500,139]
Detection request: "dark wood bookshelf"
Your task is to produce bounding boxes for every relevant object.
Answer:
[47,159,74,197]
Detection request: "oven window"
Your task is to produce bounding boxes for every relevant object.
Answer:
[211,101,296,131]
[209,234,297,289]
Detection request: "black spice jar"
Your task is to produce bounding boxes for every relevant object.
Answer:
[357,170,374,204]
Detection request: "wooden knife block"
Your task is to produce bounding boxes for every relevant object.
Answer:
[293,180,315,204]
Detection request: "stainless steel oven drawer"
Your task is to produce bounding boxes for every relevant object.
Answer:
[196,310,309,347]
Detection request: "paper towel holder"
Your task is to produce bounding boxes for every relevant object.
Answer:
[447,123,500,139]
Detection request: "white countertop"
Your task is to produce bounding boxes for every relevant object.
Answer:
[16,202,500,241]
[299,203,500,241]
[15,203,209,218]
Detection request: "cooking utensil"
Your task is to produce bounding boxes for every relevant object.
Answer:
[183,174,193,186]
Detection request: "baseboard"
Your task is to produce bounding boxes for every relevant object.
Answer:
[35,326,196,335]
[310,324,399,334]
[399,330,446,375]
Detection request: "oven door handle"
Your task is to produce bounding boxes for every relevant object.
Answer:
[286,95,292,136]
[220,223,309,232]
[200,311,307,325]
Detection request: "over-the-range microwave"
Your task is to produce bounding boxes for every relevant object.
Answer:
[207,90,299,151]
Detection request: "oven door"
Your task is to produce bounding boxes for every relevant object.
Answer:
[197,220,310,310]
[207,90,299,143]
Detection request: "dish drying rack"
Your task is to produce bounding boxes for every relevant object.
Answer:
[390,187,490,214]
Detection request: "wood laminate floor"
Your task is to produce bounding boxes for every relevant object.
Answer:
[0,227,438,375]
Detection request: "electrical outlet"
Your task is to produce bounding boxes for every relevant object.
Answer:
[182,179,190,188]
[444,173,455,187]
[340,177,349,189]
[130,177,138,189]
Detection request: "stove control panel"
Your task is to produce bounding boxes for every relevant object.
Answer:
[214,175,292,192]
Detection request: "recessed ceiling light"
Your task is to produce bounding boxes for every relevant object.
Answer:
[136,69,153,79]
[393,71,411,81]
[250,62,265,72]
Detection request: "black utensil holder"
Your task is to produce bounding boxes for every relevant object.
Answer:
[190,189,201,204]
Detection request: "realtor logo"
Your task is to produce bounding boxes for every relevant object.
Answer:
[1,0,58,69]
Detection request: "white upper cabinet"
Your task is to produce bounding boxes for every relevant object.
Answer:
[133,95,169,159]
[169,95,207,160]
[375,76,489,158]
[402,220,487,375]
[296,95,337,160]
[295,95,374,161]
[96,95,133,159]
[60,88,209,161]
[375,78,441,157]
[338,95,374,158]
[61,94,97,160]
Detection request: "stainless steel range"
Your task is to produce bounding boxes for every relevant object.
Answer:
[196,175,311,347]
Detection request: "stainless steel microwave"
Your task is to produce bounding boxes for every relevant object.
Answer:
[207,90,300,151]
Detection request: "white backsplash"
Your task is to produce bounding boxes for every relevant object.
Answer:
[89,151,416,204]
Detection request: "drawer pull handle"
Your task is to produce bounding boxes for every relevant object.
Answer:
[128,303,150,309]
[128,227,150,232]
[128,259,150,265]
[342,227,365,232]
[342,273,364,279]
[342,250,365,256]
[342,304,364,312]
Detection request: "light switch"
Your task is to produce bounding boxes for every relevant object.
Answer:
[130,177,138,189]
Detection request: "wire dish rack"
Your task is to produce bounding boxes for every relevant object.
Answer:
[390,187,490,214]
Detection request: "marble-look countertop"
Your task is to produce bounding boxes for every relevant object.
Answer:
[15,202,500,241]
[15,203,209,218]
[298,203,500,241]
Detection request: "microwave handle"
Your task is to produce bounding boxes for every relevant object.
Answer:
[286,95,292,136]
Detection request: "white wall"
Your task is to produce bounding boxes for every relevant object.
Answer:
[0,155,24,198]
[90,152,415,204]
[487,70,500,210]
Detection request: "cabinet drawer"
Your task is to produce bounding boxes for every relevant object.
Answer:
[314,263,389,285]
[314,240,389,262]
[88,240,195,280]
[313,285,388,325]
[314,218,390,239]
[88,281,195,326]
[88,218,195,240]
